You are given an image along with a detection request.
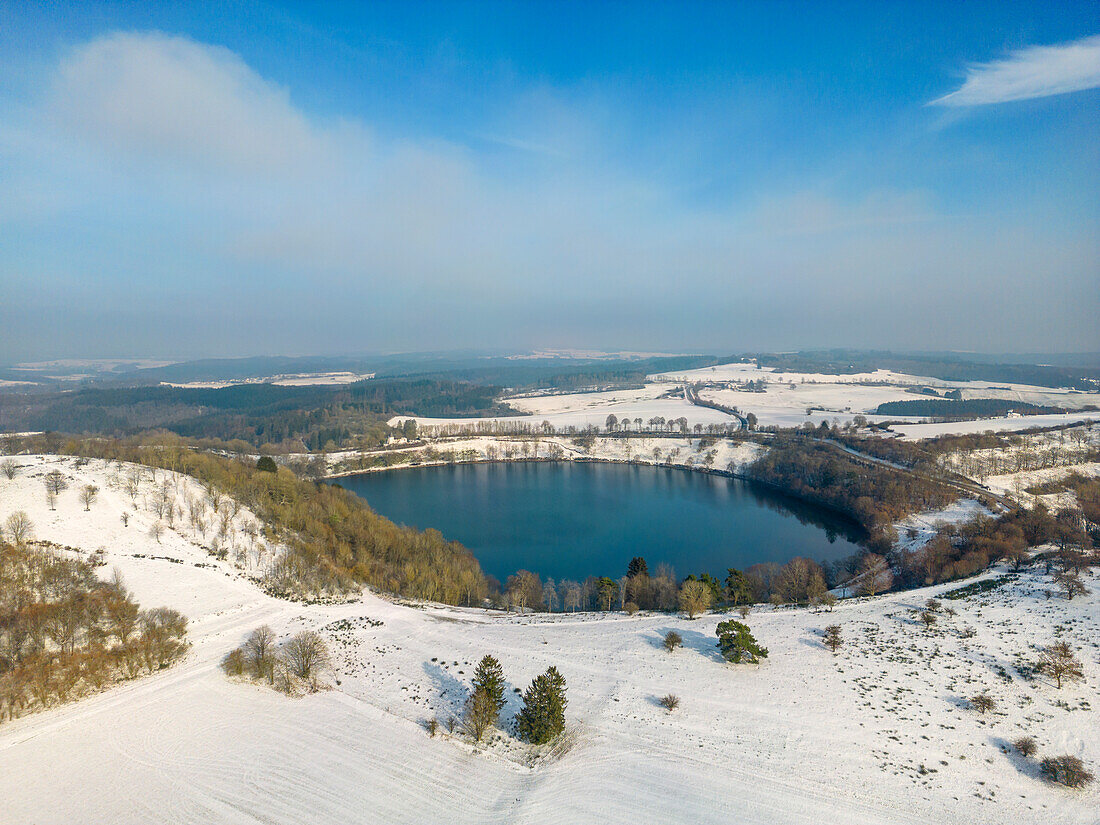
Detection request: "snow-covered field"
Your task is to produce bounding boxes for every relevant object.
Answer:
[401,391,734,432]
[656,363,1100,408]
[400,361,1099,438]
[892,414,1099,440]
[163,371,375,389]
[1,457,1097,824]
[695,383,925,428]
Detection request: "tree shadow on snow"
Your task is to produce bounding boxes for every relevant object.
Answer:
[991,736,1043,780]
[656,626,724,662]
[799,633,828,650]
[422,660,468,719]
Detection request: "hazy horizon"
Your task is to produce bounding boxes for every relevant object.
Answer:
[3,2,1098,362]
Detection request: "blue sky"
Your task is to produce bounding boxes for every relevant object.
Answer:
[1,1,1097,360]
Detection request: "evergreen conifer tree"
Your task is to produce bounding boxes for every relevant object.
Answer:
[516,666,567,744]
[472,654,506,711]
[716,620,768,663]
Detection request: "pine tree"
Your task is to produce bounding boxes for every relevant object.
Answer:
[823,624,842,653]
[724,568,753,606]
[471,654,506,711]
[516,666,567,744]
[716,620,768,664]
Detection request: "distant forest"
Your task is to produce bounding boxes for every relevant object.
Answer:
[0,379,508,452]
[874,399,1079,418]
[0,354,719,452]
[752,350,1100,390]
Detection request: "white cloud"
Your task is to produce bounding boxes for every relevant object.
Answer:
[2,31,1096,357]
[932,34,1100,106]
[49,31,326,171]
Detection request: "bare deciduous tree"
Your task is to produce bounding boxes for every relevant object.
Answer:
[969,692,995,714]
[283,631,330,684]
[4,511,33,545]
[678,580,711,619]
[857,554,893,597]
[244,625,277,681]
[1037,642,1085,689]
[79,484,99,511]
[1052,571,1089,601]
[44,470,67,510]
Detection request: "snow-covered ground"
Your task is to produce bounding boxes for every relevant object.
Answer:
[163,371,375,389]
[694,383,925,428]
[656,362,1100,408]
[399,391,734,432]
[401,361,1099,437]
[892,414,1099,440]
[1,457,1097,824]
[895,500,995,551]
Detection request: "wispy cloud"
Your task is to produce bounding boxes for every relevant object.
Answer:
[931,34,1100,106]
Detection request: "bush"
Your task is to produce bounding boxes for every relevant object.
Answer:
[221,648,246,676]
[1013,736,1037,758]
[1040,755,1094,788]
[624,601,640,615]
[658,694,680,712]
[662,631,683,653]
[969,692,995,714]
[256,456,278,473]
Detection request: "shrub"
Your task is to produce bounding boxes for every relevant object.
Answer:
[662,631,683,653]
[658,694,680,712]
[1013,736,1037,758]
[221,648,246,676]
[624,601,640,615]
[969,692,995,714]
[823,625,842,653]
[426,718,439,737]
[1040,755,1094,788]
[256,456,278,473]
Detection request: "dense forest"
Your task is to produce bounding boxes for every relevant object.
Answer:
[752,350,1100,390]
[747,439,959,546]
[875,398,1074,418]
[0,379,508,452]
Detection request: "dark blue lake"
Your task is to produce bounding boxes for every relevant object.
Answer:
[335,461,864,583]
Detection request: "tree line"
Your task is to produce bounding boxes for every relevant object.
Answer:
[49,433,489,605]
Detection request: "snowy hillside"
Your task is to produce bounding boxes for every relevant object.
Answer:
[0,456,1096,824]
